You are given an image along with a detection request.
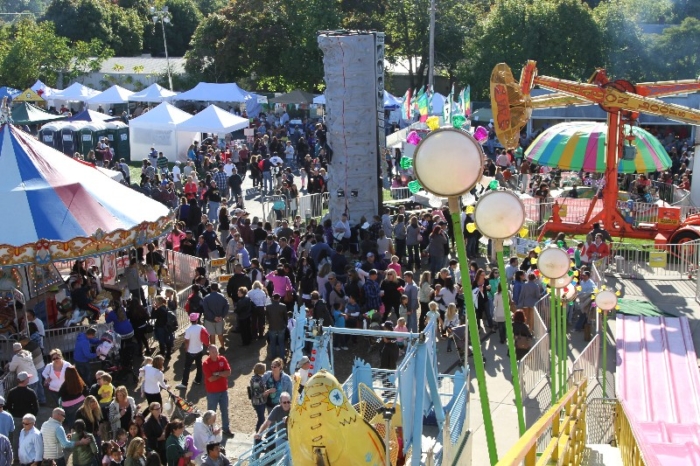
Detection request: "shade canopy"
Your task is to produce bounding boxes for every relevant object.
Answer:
[88,85,134,105]
[68,109,119,122]
[526,121,672,174]
[172,82,256,103]
[384,90,403,109]
[270,89,316,105]
[31,80,58,100]
[176,105,249,133]
[0,123,171,267]
[11,103,66,125]
[129,102,198,163]
[128,83,177,103]
[13,88,46,103]
[313,94,325,105]
[0,86,21,101]
[51,82,100,101]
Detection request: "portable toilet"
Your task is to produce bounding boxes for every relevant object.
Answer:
[79,121,108,158]
[39,123,62,151]
[105,121,130,161]
[60,122,83,155]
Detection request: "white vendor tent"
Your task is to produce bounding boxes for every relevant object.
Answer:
[172,82,255,103]
[176,105,249,133]
[31,80,59,100]
[313,94,325,105]
[313,90,402,109]
[129,83,177,103]
[430,93,445,115]
[51,82,101,101]
[129,102,198,163]
[88,85,134,105]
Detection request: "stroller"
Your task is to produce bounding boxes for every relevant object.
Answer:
[97,329,139,383]
[165,389,201,426]
[448,325,485,364]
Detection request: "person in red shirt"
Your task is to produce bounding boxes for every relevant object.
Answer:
[202,345,233,436]
[587,233,610,261]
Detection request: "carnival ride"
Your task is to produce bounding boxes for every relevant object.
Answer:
[234,310,469,466]
[490,60,700,244]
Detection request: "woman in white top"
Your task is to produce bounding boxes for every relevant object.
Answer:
[141,355,168,409]
[376,229,394,258]
[192,410,223,465]
[42,348,73,406]
[444,303,461,353]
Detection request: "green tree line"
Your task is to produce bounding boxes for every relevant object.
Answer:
[1,0,700,93]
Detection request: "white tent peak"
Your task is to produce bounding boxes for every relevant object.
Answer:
[176,105,249,133]
[130,102,193,125]
[129,83,178,103]
[172,82,256,103]
[88,85,134,105]
[51,82,101,101]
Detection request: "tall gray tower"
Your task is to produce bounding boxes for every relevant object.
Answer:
[318,31,385,226]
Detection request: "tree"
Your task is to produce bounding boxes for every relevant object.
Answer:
[0,0,51,15]
[0,18,111,88]
[672,0,700,21]
[43,0,143,55]
[459,0,603,99]
[195,0,227,16]
[652,17,700,79]
[145,0,202,57]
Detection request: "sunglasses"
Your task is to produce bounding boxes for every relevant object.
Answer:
[280,401,291,405]
[52,357,61,361]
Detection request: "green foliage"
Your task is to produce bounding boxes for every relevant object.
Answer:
[0,0,51,15]
[195,0,227,16]
[652,17,700,79]
[144,0,202,57]
[672,0,700,21]
[0,18,111,88]
[624,0,674,23]
[44,0,143,56]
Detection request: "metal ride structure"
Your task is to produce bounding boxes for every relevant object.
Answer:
[490,60,700,244]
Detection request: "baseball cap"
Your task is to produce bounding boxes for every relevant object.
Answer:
[13,342,22,352]
[17,371,32,382]
[298,356,310,367]
[383,321,394,331]
[189,313,200,322]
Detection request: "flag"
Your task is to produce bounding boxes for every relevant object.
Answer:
[412,87,422,117]
[401,88,412,120]
[427,85,434,115]
[416,86,429,117]
[443,84,454,123]
[459,85,471,117]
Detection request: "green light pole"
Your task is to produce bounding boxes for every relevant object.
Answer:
[473,189,527,436]
[537,246,572,404]
[595,289,618,398]
[412,128,498,465]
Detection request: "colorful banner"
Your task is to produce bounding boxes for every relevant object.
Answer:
[401,88,412,120]
[459,85,471,117]
[443,84,454,123]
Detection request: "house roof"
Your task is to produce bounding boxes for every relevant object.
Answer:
[99,56,187,75]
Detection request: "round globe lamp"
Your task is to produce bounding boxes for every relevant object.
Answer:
[412,128,484,197]
[537,247,571,279]
[474,190,526,240]
[595,290,618,311]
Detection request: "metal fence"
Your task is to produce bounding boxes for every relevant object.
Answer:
[390,187,411,200]
[164,250,204,289]
[232,421,290,465]
[602,239,700,279]
[571,333,600,382]
[175,286,194,335]
[298,192,328,220]
[518,308,550,398]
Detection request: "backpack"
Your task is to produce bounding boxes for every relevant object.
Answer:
[165,310,178,332]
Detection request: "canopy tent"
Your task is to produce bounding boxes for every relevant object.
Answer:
[68,109,119,122]
[0,86,21,101]
[129,102,198,163]
[11,103,66,125]
[51,82,100,101]
[270,90,316,105]
[88,85,134,105]
[0,123,171,267]
[31,80,59,100]
[176,105,249,133]
[172,82,256,103]
[128,83,177,103]
[313,94,325,105]
[312,90,403,109]
[430,92,445,115]
[13,88,46,104]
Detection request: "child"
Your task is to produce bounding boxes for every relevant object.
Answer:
[101,442,113,466]
[97,373,115,409]
[574,242,584,269]
[427,301,441,339]
[331,303,348,351]
[295,356,311,395]
[395,317,408,353]
[398,294,409,320]
[109,444,124,466]
[114,428,128,454]
[443,304,460,353]
[299,168,307,190]
[165,288,178,312]
[145,265,159,300]
[249,363,267,432]
[387,255,402,276]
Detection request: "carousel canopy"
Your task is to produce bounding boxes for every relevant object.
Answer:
[0,123,171,267]
[525,121,672,174]
[11,103,66,125]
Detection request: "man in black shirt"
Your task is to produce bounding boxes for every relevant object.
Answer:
[180,231,197,256]
[5,371,39,430]
[202,223,221,258]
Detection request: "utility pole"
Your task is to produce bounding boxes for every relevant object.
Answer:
[428,0,436,90]
[150,5,173,91]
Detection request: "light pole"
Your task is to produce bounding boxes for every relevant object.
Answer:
[427,0,435,90]
[150,5,173,91]
[595,289,618,399]
[473,189,527,436]
[537,246,571,404]
[412,128,499,464]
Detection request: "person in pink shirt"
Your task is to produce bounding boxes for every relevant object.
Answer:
[387,255,402,276]
[395,317,408,354]
[166,223,187,251]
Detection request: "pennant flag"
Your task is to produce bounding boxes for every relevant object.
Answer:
[459,85,471,117]
[417,87,429,117]
[401,88,412,120]
[443,83,454,123]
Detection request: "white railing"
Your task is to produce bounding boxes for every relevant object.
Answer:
[175,286,194,335]
[164,250,204,289]
[518,304,550,397]
[390,187,411,200]
[570,333,600,382]
[298,192,328,220]
[603,239,700,280]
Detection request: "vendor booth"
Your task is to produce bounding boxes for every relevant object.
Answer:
[129,102,198,163]
[129,83,177,103]
[171,82,262,116]
[88,85,134,105]
[175,104,249,133]
[11,103,65,126]
[13,89,47,106]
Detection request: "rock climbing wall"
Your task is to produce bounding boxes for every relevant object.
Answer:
[318,31,385,225]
